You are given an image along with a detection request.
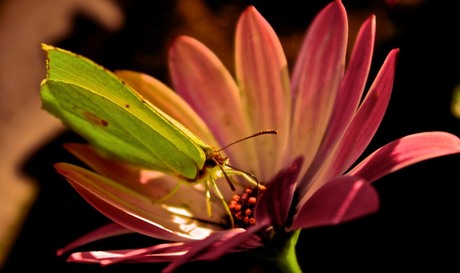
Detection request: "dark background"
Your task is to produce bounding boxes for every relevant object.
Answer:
[2,0,459,272]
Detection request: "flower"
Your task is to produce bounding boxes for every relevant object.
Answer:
[53,0,460,272]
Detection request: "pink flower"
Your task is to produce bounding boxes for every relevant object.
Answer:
[53,0,460,272]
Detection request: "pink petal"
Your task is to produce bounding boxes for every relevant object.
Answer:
[235,6,291,181]
[348,132,460,182]
[256,157,304,229]
[297,48,399,206]
[168,36,260,176]
[330,49,399,175]
[63,143,226,220]
[306,15,375,175]
[115,70,218,146]
[323,15,375,145]
[55,163,219,241]
[57,222,132,256]
[290,0,347,173]
[288,176,379,231]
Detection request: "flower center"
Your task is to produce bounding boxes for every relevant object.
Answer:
[229,187,264,229]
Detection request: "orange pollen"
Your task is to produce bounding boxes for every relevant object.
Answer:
[229,187,264,229]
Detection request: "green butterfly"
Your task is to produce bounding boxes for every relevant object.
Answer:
[40,44,272,222]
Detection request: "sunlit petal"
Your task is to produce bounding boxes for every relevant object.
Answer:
[64,143,226,220]
[55,163,219,241]
[67,242,193,264]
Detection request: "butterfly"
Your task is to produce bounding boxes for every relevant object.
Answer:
[40,44,275,224]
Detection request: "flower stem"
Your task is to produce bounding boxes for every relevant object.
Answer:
[273,229,302,273]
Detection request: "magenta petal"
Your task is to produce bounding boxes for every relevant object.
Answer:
[290,0,347,171]
[288,176,379,231]
[256,157,304,229]
[348,132,460,182]
[57,222,132,256]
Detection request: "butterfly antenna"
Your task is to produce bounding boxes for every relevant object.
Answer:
[216,129,278,152]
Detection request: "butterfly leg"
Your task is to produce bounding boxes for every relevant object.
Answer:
[208,176,235,228]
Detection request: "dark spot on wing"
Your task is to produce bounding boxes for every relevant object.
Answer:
[125,104,130,108]
[83,111,109,127]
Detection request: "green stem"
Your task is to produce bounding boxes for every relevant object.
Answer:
[273,229,302,273]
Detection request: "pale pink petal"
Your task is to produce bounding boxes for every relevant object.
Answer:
[290,0,347,174]
[115,70,218,146]
[235,6,291,181]
[169,36,260,176]
[288,176,379,231]
[256,157,303,229]
[64,143,226,220]
[57,222,132,256]
[348,132,460,182]
[67,242,193,264]
[101,242,194,266]
[55,163,220,241]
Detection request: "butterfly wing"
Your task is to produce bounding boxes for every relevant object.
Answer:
[40,44,208,180]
